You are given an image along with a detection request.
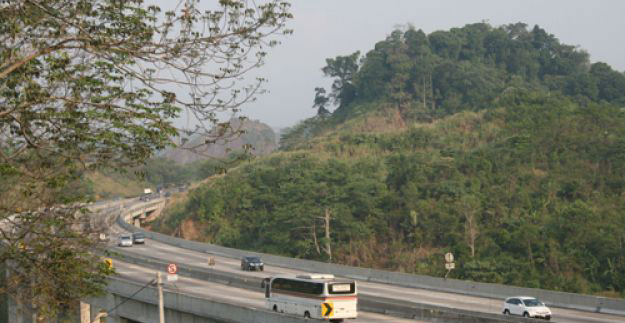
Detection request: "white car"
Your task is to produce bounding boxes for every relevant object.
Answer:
[503,296,551,320]
[118,234,133,247]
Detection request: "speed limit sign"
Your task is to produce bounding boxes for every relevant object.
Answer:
[167,263,178,275]
[444,252,454,263]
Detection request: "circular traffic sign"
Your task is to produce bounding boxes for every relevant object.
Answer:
[444,252,454,263]
[167,263,178,274]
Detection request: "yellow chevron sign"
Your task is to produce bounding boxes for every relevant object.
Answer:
[104,258,113,269]
[322,301,334,317]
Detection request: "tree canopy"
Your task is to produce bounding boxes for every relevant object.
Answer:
[158,23,625,297]
[314,22,625,123]
[0,0,292,319]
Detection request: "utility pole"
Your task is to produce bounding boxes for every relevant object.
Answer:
[157,272,165,323]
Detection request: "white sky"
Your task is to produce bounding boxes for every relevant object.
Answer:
[163,0,625,129]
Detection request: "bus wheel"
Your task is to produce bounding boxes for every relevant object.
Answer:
[304,311,310,318]
[272,305,278,312]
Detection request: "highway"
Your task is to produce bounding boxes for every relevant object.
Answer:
[113,259,421,322]
[109,223,625,323]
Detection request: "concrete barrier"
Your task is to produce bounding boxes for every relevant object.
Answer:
[358,294,533,323]
[116,215,625,317]
[93,277,307,323]
[110,249,530,323]
[111,249,262,293]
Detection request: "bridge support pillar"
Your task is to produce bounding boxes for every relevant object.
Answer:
[80,301,90,323]
[134,218,141,228]
[87,293,121,323]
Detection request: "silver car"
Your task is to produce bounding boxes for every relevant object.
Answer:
[118,234,133,247]
[503,296,551,320]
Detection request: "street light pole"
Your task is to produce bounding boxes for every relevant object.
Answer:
[157,271,165,323]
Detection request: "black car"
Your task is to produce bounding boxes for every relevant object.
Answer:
[241,256,264,271]
[132,232,145,244]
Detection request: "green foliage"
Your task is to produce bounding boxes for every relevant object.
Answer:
[168,93,625,295]
[284,22,625,148]
[321,51,360,108]
[0,0,292,319]
[163,23,625,296]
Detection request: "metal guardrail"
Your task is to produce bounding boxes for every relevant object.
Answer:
[112,247,530,323]
[116,212,625,317]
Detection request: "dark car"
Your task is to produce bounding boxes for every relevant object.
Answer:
[241,256,264,271]
[132,232,145,244]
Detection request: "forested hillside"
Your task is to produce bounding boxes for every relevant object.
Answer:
[160,118,278,164]
[282,22,625,148]
[152,23,625,296]
[88,119,273,199]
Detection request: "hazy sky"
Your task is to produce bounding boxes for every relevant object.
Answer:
[170,0,625,129]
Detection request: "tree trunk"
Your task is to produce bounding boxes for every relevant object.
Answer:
[527,240,534,265]
[422,77,426,109]
[312,221,321,256]
[429,72,435,111]
[324,208,332,262]
[465,211,478,258]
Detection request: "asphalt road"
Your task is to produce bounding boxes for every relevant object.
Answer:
[109,224,625,323]
[113,259,422,322]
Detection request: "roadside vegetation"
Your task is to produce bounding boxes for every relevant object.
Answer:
[155,23,625,296]
[0,0,292,320]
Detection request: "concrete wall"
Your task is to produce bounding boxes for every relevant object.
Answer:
[90,278,310,323]
[117,215,625,316]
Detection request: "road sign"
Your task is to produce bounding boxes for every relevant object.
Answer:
[445,262,455,270]
[444,252,454,263]
[104,258,113,269]
[322,301,334,317]
[167,274,178,282]
[167,263,178,274]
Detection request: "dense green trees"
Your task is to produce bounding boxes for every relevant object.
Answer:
[321,51,361,108]
[163,93,625,295]
[158,23,625,296]
[1,0,292,319]
[311,22,625,125]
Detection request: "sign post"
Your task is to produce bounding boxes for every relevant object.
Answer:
[444,252,455,279]
[167,263,178,282]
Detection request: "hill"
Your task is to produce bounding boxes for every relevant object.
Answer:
[281,22,625,149]
[86,118,278,199]
[160,118,278,164]
[151,23,625,297]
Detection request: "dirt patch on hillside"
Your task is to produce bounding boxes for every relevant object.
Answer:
[181,218,201,241]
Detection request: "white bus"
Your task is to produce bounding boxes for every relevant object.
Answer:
[262,274,357,322]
